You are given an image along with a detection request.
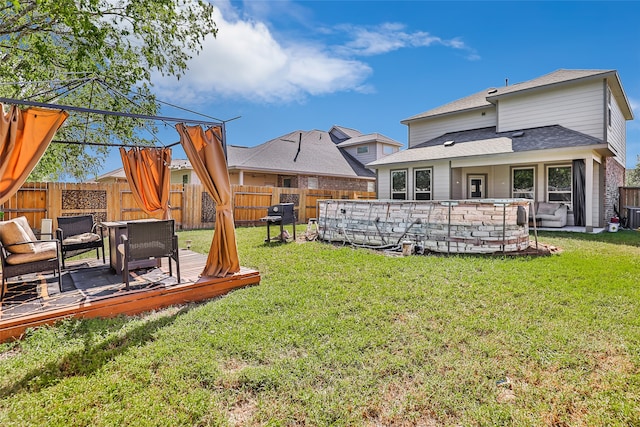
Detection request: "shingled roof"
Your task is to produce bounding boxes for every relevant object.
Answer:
[368,125,608,166]
[227,129,376,178]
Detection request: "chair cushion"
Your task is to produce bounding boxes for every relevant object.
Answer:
[536,213,560,220]
[62,232,101,245]
[0,219,36,254]
[5,241,58,265]
[537,203,558,216]
[13,216,39,242]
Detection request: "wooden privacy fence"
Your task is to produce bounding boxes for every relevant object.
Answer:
[232,185,376,226]
[619,187,640,209]
[0,182,375,231]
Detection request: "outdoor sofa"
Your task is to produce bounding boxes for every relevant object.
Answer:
[531,202,568,228]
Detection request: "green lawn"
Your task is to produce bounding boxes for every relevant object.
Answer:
[1,227,639,426]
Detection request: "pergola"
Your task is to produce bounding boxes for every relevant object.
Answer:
[0,90,240,278]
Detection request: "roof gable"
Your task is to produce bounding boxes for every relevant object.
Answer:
[402,69,633,123]
[336,132,403,148]
[329,125,362,143]
[228,129,375,178]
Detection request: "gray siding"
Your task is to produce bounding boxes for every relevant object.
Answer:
[432,162,450,200]
[497,80,604,138]
[607,87,626,167]
[344,143,377,165]
[376,167,391,199]
[376,143,399,159]
[408,108,496,148]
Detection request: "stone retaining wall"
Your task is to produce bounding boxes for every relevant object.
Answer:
[317,199,531,254]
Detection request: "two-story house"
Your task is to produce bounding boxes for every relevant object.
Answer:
[368,69,634,230]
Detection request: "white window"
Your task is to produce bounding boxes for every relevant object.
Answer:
[547,165,572,204]
[357,146,369,154]
[414,168,432,200]
[391,170,407,200]
[512,167,534,199]
[307,177,318,189]
[383,145,395,155]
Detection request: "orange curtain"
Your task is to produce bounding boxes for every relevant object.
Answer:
[119,147,172,220]
[176,123,240,277]
[0,104,68,205]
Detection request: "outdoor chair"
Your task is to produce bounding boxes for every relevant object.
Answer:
[56,215,105,268]
[117,219,180,290]
[0,216,62,300]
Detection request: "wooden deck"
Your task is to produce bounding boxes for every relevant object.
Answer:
[0,250,260,343]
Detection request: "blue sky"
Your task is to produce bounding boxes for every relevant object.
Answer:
[102,0,640,175]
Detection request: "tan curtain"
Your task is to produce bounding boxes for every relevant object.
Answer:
[0,104,68,205]
[119,147,172,220]
[176,123,240,277]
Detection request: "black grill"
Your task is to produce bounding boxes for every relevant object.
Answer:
[261,203,296,242]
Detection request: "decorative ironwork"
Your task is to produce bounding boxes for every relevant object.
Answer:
[62,190,107,210]
[201,192,216,223]
[279,193,299,206]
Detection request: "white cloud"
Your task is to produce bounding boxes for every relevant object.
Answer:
[153,5,371,104]
[629,97,638,115]
[337,22,479,60]
[627,97,639,129]
[152,2,477,104]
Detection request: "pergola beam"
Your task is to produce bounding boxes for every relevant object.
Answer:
[0,97,223,127]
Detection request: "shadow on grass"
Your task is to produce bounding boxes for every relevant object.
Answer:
[0,304,195,397]
[534,229,640,247]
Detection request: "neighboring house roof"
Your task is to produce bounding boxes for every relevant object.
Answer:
[402,69,634,123]
[336,133,403,148]
[96,167,127,181]
[330,125,362,140]
[227,129,376,178]
[368,125,608,166]
[97,126,400,181]
[96,159,196,181]
[227,145,254,166]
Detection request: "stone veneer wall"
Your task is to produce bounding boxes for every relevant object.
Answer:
[318,199,531,254]
[605,157,625,224]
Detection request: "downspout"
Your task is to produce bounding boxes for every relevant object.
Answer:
[602,79,608,144]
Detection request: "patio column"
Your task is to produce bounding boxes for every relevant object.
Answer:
[584,157,593,232]
[239,170,244,185]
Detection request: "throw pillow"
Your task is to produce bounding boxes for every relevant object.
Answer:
[537,203,558,216]
[0,220,36,254]
[14,216,39,242]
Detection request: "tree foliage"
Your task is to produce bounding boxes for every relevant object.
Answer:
[0,0,217,181]
[627,155,640,187]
